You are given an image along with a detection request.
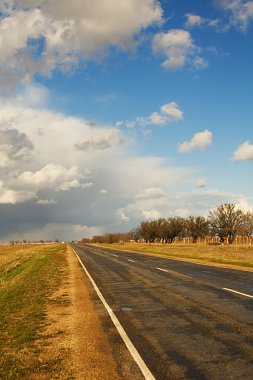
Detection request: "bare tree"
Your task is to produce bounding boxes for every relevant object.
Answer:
[209,203,244,244]
[240,212,253,242]
[186,216,209,243]
[159,217,186,243]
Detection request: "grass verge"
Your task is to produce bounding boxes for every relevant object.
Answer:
[90,242,253,269]
[0,243,69,379]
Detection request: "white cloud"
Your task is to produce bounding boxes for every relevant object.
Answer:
[232,141,253,160]
[178,130,213,153]
[218,0,253,31]
[17,163,89,192]
[131,101,183,132]
[0,189,37,204]
[152,29,193,69]
[135,187,167,199]
[0,0,163,86]
[160,102,183,121]
[75,128,121,151]
[152,29,206,70]
[150,112,167,125]
[185,13,219,29]
[185,14,205,28]
[100,189,108,194]
[196,178,208,188]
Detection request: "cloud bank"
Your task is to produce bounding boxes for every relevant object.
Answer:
[0,0,163,86]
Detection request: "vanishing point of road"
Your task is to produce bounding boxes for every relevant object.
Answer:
[72,244,253,380]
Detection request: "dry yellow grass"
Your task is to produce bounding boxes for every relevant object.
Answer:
[94,242,253,269]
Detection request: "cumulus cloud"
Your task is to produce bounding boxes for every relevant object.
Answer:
[218,0,253,31]
[232,141,253,160]
[152,29,206,70]
[178,130,213,153]
[0,0,163,86]
[17,163,91,192]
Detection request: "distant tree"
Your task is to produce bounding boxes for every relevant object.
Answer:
[159,217,186,243]
[129,228,141,242]
[209,203,244,244]
[92,235,104,243]
[139,220,160,243]
[240,212,253,241]
[186,216,209,243]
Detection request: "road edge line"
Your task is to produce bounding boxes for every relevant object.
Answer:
[222,287,253,299]
[72,247,156,380]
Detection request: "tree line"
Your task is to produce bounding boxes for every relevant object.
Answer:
[83,203,253,245]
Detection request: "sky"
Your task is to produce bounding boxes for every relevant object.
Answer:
[0,0,253,241]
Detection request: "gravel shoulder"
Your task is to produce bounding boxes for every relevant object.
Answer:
[43,245,122,380]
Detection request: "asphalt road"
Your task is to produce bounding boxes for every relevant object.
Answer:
[72,244,253,380]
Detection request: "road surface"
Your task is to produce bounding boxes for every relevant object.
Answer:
[72,244,253,380]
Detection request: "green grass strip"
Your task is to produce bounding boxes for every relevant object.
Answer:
[0,244,67,379]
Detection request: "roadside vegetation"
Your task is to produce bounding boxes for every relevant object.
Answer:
[87,204,253,246]
[0,243,69,379]
[81,204,253,269]
[91,241,253,269]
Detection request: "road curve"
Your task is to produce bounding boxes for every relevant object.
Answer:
[72,244,253,380]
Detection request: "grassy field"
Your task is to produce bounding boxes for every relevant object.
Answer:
[93,242,253,269]
[0,243,69,379]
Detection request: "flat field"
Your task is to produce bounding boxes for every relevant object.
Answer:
[93,242,253,269]
[0,243,69,379]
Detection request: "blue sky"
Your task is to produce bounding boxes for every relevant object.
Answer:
[0,0,253,241]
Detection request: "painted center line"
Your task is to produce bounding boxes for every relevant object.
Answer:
[222,288,253,299]
[156,267,168,273]
[128,259,135,263]
[112,254,118,257]
[156,267,192,279]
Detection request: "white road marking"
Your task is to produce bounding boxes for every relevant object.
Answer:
[156,267,167,273]
[74,249,156,380]
[128,259,135,263]
[87,247,118,258]
[222,288,253,299]
[156,267,192,279]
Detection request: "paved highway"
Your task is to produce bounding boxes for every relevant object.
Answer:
[72,244,253,380]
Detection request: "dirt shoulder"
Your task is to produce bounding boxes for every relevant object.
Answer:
[42,245,122,380]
